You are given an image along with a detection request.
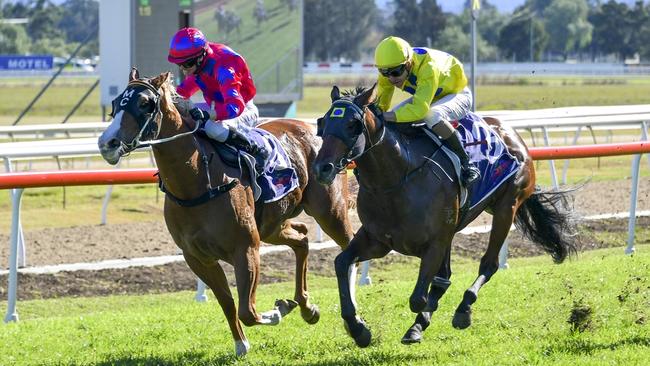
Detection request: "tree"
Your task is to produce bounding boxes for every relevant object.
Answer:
[304,0,377,60]
[543,0,592,59]
[589,0,634,60]
[435,23,473,61]
[59,0,98,43]
[0,23,31,54]
[391,0,446,46]
[456,1,507,61]
[26,1,64,42]
[497,11,548,61]
[639,2,650,60]
[627,0,648,59]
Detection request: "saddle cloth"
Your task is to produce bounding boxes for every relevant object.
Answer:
[245,128,299,203]
[425,112,521,210]
[192,102,298,203]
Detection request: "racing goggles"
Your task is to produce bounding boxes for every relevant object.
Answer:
[378,63,406,78]
[179,57,200,69]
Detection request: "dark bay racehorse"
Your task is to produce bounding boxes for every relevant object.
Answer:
[98,69,353,356]
[313,85,577,347]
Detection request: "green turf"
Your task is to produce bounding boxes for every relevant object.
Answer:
[1,246,648,365]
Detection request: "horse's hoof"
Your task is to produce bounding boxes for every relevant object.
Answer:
[353,326,372,348]
[452,310,472,330]
[301,304,320,324]
[401,327,422,345]
[275,299,298,317]
[343,317,372,348]
[260,309,282,325]
[234,339,250,357]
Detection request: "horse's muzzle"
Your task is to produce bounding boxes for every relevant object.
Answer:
[97,136,123,165]
[313,161,337,185]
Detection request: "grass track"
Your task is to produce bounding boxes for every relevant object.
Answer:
[1,246,648,365]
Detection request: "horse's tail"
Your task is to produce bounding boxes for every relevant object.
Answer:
[514,185,579,263]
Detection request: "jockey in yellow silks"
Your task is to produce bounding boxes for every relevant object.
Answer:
[374,36,480,186]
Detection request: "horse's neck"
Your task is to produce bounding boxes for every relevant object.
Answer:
[153,115,215,197]
[355,129,409,189]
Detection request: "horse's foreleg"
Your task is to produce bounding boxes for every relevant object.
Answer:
[334,227,390,348]
[232,242,281,327]
[409,240,451,313]
[402,247,452,344]
[453,203,517,330]
[183,253,249,357]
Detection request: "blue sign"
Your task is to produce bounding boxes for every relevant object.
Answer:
[0,55,53,70]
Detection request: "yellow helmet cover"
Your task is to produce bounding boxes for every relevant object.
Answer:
[374,36,413,68]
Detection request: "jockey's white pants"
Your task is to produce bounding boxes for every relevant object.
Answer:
[392,86,473,138]
[204,100,260,142]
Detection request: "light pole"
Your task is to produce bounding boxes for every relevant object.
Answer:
[470,0,480,112]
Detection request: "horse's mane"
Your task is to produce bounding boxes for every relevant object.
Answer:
[155,77,193,117]
[341,85,378,107]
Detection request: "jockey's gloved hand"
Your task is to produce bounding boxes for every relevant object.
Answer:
[189,107,210,123]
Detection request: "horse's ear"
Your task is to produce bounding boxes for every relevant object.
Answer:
[129,67,139,81]
[357,83,377,106]
[150,72,171,89]
[330,86,340,102]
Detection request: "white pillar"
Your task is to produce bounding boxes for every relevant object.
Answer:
[4,188,24,323]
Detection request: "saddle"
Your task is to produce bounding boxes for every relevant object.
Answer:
[201,131,264,201]
[424,113,521,211]
[199,128,300,203]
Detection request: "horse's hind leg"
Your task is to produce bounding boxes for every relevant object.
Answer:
[402,246,452,344]
[264,220,320,324]
[453,200,518,330]
[183,253,249,356]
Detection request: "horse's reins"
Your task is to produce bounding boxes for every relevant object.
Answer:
[124,80,202,150]
[353,102,438,194]
[122,79,237,207]
[331,100,387,171]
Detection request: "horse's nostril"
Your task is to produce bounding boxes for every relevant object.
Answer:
[322,163,334,174]
[107,138,120,149]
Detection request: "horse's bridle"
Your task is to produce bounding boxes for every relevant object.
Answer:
[318,99,386,171]
[109,79,201,153]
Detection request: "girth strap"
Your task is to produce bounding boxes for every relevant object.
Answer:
[157,173,239,207]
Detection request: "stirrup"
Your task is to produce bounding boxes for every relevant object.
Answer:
[462,165,480,186]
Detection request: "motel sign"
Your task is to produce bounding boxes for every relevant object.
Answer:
[0,55,53,70]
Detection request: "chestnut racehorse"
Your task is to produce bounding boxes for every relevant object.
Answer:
[98,69,353,356]
[313,85,576,347]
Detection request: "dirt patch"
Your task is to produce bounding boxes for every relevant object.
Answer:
[0,179,648,301]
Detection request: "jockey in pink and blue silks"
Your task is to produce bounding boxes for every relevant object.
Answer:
[167,27,268,160]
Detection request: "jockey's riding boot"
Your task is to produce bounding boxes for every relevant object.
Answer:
[226,127,270,163]
[443,131,480,186]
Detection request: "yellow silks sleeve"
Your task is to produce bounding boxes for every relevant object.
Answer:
[394,63,438,123]
[376,74,395,112]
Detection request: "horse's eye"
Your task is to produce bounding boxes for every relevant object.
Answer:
[138,98,154,113]
[348,119,362,135]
